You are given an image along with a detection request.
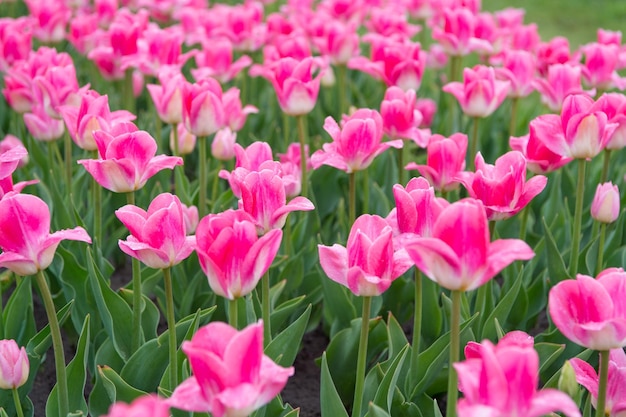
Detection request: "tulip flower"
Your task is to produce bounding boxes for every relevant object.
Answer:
[509,125,573,175]
[23,106,65,142]
[549,269,626,351]
[458,151,548,221]
[454,333,581,417]
[222,87,258,132]
[580,42,626,91]
[0,139,27,179]
[78,127,183,193]
[24,0,70,44]
[591,182,620,224]
[104,395,170,417]
[182,78,225,137]
[191,38,253,84]
[535,36,572,77]
[495,50,536,98]
[405,133,467,193]
[592,93,626,151]
[0,193,91,276]
[116,193,196,269]
[318,214,413,296]
[167,320,294,417]
[171,123,197,156]
[195,210,282,300]
[147,68,186,125]
[0,339,29,389]
[570,348,626,417]
[532,63,590,112]
[431,7,493,57]
[443,65,510,118]
[380,86,430,146]
[0,17,32,73]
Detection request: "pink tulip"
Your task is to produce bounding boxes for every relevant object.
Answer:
[380,86,430,146]
[365,6,420,39]
[431,7,493,57]
[570,349,626,417]
[261,33,312,64]
[182,78,225,137]
[236,164,315,234]
[311,20,360,65]
[23,106,65,142]
[535,36,572,77]
[0,137,27,179]
[0,17,32,73]
[415,98,436,128]
[195,210,282,300]
[218,141,274,198]
[454,333,581,417]
[60,90,136,151]
[33,60,84,120]
[78,127,183,193]
[191,38,253,84]
[318,214,413,296]
[348,35,426,91]
[122,25,191,77]
[0,193,91,276]
[24,0,71,44]
[509,23,541,53]
[147,68,186,125]
[387,177,449,238]
[167,320,293,416]
[529,93,617,159]
[211,128,237,161]
[251,56,323,116]
[443,65,510,118]
[549,268,626,350]
[509,126,573,175]
[67,14,100,55]
[104,395,170,417]
[591,182,620,224]
[169,123,196,156]
[458,151,548,221]
[405,133,467,192]
[210,2,267,52]
[403,198,534,291]
[532,63,589,112]
[580,42,626,91]
[182,203,199,235]
[592,93,626,150]
[222,88,258,132]
[495,50,536,98]
[116,193,196,269]
[311,108,403,173]
[0,339,29,389]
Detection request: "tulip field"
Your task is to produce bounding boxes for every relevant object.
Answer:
[1,0,626,416]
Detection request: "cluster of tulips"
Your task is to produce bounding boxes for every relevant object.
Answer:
[0,0,626,416]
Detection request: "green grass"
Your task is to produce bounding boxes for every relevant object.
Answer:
[483,0,626,47]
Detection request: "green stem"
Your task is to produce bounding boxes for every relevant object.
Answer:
[596,350,609,417]
[509,97,519,138]
[282,111,290,150]
[349,172,356,225]
[262,270,271,346]
[488,220,495,238]
[284,215,293,256]
[352,296,372,417]
[519,205,530,241]
[12,387,24,417]
[35,270,68,417]
[126,192,143,353]
[569,159,586,278]
[409,269,422,387]
[362,169,370,215]
[198,136,208,218]
[596,223,607,276]
[600,149,611,184]
[163,267,178,389]
[297,115,308,198]
[446,290,462,417]
[337,64,348,117]
[397,144,405,185]
[124,69,135,114]
[229,298,238,329]
[172,123,178,156]
[93,153,102,246]
[64,129,73,199]
[469,116,480,171]
[211,159,221,208]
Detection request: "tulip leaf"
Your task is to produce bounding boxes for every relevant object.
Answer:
[535,341,565,377]
[542,216,569,283]
[266,304,311,367]
[366,403,391,417]
[2,277,36,345]
[320,274,357,335]
[26,301,73,358]
[386,313,409,361]
[481,268,523,340]
[46,315,90,417]
[119,289,160,341]
[320,352,349,417]
[89,365,146,416]
[86,247,134,361]
[271,295,306,333]
[372,345,409,413]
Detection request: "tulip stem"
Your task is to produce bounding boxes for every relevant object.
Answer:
[337,64,348,116]
[211,159,221,208]
[93,164,102,247]
[282,111,290,150]
[163,267,178,389]
[35,270,68,417]
[596,223,607,276]
[352,296,372,417]
[409,269,422,387]
[297,115,308,198]
[596,350,609,417]
[600,149,611,184]
[397,144,405,186]
[126,192,143,354]
[519,205,530,241]
[123,69,135,114]
[446,290,461,417]
[509,97,519,138]
[229,298,239,329]
[349,172,356,226]
[569,159,586,278]
[469,116,479,171]
[12,388,24,417]
[172,123,179,157]
[362,169,370,215]
[64,129,73,199]
[262,270,271,346]
[198,136,208,218]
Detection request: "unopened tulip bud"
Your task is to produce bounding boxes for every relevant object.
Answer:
[591,182,620,223]
[558,360,580,399]
[211,127,237,161]
[170,123,197,156]
[0,339,29,389]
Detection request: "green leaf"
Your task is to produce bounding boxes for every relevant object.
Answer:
[271,295,306,333]
[320,275,357,335]
[535,342,565,377]
[89,365,146,416]
[320,352,349,417]
[86,247,134,361]
[386,313,409,361]
[372,345,409,413]
[26,301,73,358]
[2,278,36,345]
[481,269,523,340]
[542,217,569,283]
[266,305,312,367]
[366,403,391,417]
[46,315,90,417]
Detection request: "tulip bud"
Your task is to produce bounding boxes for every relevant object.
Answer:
[0,339,29,389]
[170,123,197,156]
[591,182,620,223]
[211,127,237,161]
[557,360,580,400]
